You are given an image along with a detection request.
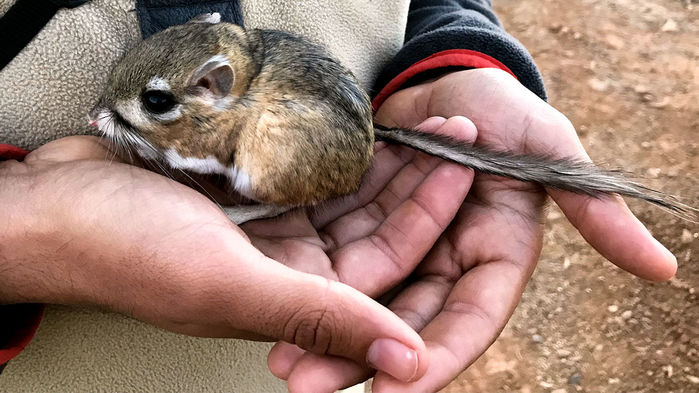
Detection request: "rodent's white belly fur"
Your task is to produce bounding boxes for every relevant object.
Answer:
[163,148,253,197]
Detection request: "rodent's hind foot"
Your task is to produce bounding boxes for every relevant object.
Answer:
[222,204,294,225]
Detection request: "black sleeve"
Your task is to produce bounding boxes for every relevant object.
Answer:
[374,0,546,100]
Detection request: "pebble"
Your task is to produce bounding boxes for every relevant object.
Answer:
[621,310,633,320]
[608,305,619,313]
[532,334,544,343]
[634,84,650,94]
[662,364,674,378]
[552,389,567,393]
[588,77,610,92]
[687,375,699,384]
[605,33,625,49]
[568,372,583,385]
[557,349,572,357]
[640,92,654,103]
[646,168,661,178]
[649,96,671,108]
[681,229,694,244]
[661,18,679,32]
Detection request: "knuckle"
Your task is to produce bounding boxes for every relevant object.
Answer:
[283,283,348,355]
[285,304,337,354]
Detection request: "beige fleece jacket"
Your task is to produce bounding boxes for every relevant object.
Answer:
[0,0,408,391]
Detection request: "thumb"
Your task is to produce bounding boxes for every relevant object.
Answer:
[22,136,113,164]
[223,241,428,382]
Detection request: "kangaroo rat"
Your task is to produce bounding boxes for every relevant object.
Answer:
[89,14,694,224]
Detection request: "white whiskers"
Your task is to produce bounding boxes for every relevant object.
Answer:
[93,111,224,210]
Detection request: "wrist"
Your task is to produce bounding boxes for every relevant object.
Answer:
[0,168,64,304]
[373,49,519,111]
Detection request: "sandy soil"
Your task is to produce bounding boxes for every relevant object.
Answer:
[445,0,698,392]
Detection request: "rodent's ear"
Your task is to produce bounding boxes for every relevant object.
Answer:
[187,12,221,24]
[188,55,234,99]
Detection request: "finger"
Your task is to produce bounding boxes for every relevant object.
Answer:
[318,148,444,247]
[372,258,532,393]
[242,210,343,278]
[383,272,454,332]
[310,116,448,227]
[511,103,677,280]
[244,208,319,239]
[369,183,543,393]
[520,120,677,281]
[202,237,429,382]
[248,235,337,278]
[268,342,306,379]
[284,352,372,393]
[274,275,453,393]
[329,164,471,297]
[325,117,477,296]
[377,177,546,335]
[23,136,115,164]
[549,191,677,281]
[323,116,477,247]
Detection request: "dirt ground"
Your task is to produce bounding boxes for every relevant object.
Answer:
[445,0,698,392]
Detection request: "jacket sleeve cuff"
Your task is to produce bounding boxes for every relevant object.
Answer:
[0,304,44,367]
[372,49,517,110]
[0,144,29,160]
[0,144,43,369]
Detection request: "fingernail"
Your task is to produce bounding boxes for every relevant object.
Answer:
[366,338,419,382]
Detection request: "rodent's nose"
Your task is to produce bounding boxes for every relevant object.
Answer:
[87,107,105,127]
[86,113,98,127]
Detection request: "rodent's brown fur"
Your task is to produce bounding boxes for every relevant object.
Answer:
[93,21,373,205]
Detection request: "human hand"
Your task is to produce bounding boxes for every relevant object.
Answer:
[242,116,476,391]
[371,68,677,391]
[0,136,430,379]
[268,68,678,392]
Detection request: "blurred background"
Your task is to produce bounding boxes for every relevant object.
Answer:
[446,0,698,392]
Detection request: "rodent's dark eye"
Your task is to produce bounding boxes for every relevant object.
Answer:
[141,91,177,114]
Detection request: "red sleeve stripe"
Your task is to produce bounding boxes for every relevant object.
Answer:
[372,49,517,111]
[0,144,29,160]
[0,305,44,365]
